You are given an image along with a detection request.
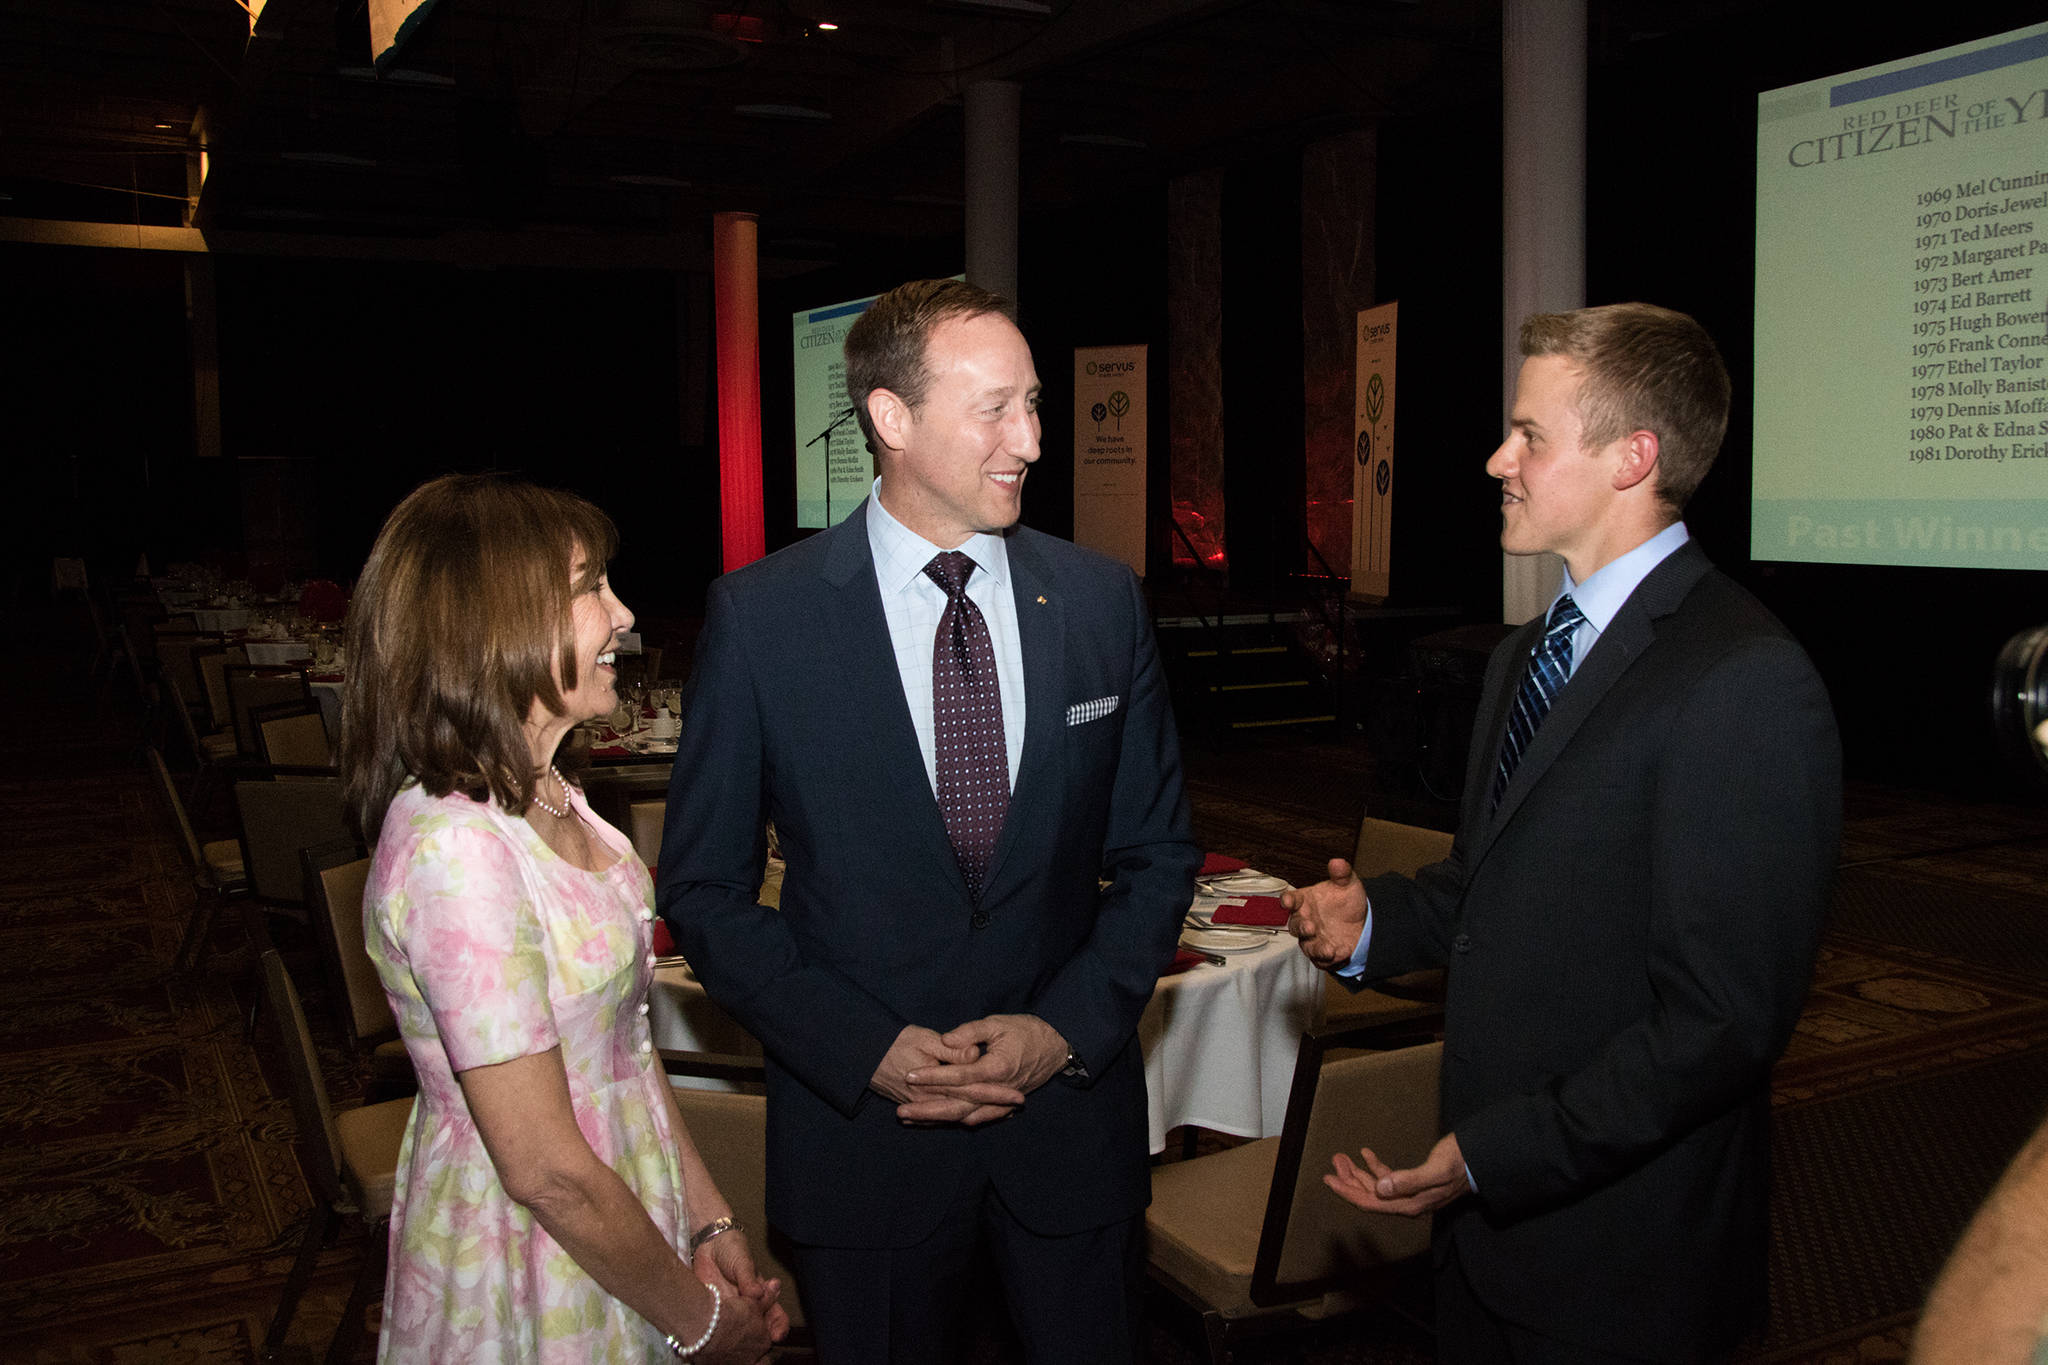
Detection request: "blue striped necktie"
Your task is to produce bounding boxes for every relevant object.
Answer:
[1492,595,1585,811]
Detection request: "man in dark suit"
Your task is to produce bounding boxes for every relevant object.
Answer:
[659,279,1198,1364]
[1286,302,1841,1362]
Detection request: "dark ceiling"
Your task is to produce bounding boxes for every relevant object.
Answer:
[0,0,1524,272]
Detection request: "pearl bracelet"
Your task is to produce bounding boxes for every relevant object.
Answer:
[664,1280,720,1359]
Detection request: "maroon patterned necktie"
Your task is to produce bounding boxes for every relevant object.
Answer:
[924,551,1009,901]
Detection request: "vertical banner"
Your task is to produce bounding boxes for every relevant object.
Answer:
[1351,303,1399,599]
[369,0,438,70]
[1073,345,1149,575]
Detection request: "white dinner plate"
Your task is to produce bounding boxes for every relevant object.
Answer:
[1180,927,1270,955]
[1198,872,1290,895]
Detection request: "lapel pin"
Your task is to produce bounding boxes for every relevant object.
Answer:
[1036,594,1047,605]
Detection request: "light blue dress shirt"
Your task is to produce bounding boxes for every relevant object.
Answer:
[865,479,1029,793]
[1336,520,1691,978]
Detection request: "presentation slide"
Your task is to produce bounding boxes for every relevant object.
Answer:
[1753,21,2048,569]
[791,292,879,529]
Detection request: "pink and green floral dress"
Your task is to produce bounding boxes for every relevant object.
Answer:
[365,781,687,1363]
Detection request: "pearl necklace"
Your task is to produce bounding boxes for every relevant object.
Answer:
[530,763,572,819]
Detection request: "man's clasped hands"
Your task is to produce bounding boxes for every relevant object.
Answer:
[871,1014,1072,1125]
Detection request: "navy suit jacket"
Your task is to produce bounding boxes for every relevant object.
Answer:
[1361,542,1841,1360]
[658,505,1199,1247]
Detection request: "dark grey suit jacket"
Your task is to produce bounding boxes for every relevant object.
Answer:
[657,505,1199,1247]
[1362,541,1841,1360]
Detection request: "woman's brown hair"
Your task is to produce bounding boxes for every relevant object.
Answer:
[339,474,619,841]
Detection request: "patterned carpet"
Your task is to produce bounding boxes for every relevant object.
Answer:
[3,604,2047,1363]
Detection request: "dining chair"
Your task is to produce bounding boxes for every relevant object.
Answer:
[257,949,411,1365]
[581,764,675,864]
[227,665,311,757]
[301,838,414,1101]
[1323,816,1454,1022]
[1351,815,1454,879]
[233,770,349,911]
[146,745,250,970]
[162,673,238,814]
[253,700,333,768]
[659,1049,807,1337]
[1145,1023,1444,1365]
[151,628,215,707]
[192,641,249,732]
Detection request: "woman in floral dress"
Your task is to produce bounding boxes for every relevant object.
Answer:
[339,475,787,1363]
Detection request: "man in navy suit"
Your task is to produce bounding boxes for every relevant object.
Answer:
[659,279,1199,1364]
[1287,303,1841,1362]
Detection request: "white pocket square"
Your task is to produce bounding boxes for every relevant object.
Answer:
[1067,695,1121,726]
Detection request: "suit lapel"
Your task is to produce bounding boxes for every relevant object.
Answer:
[1469,542,1714,865]
[984,531,1063,895]
[818,504,964,888]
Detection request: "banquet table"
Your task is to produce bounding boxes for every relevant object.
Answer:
[190,607,254,632]
[648,879,1328,1153]
[244,638,314,667]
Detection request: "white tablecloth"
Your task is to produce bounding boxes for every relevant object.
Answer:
[649,912,1325,1152]
[191,607,253,632]
[244,638,313,666]
[1138,932,1323,1152]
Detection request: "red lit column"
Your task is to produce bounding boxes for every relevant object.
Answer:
[714,210,766,571]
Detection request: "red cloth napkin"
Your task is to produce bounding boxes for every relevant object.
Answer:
[650,919,674,956]
[1199,852,1248,876]
[1160,947,1207,976]
[1211,895,1288,927]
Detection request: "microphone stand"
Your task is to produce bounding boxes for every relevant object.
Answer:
[805,404,859,527]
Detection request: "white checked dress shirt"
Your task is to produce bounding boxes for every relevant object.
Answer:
[865,482,1028,793]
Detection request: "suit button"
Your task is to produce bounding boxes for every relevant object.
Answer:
[1452,933,1472,953]
[971,911,991,930]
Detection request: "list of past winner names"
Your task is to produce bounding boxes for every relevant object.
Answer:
[1908,167,2048,464]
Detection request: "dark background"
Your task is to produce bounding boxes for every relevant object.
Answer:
[6,5,2043,796]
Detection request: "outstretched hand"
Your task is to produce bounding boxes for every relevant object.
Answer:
[1324,1131,1469,1218]
[1282,858,1369,970]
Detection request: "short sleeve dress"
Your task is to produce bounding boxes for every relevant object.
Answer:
[364,780,688,1363]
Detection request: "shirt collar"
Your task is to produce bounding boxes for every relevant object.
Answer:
[864,477,1013,597]
[1556,520,1689,633]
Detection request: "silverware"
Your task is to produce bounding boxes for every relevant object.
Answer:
[1185,915,1281,934]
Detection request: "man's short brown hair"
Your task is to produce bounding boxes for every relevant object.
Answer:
[338,473,618,841]
[1520,302,1731,514]
[844,279,1014,457]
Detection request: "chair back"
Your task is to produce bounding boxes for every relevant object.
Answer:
[234,772,350,904]
[301,839,397,1046]
[145,745,207,877]
[662,1051,804,1330]
[581,764,673,850]
[1250,1028,1442,1306]
[259,949,346,1204]
[255,701,332,768]
[161,674,215,767]
[152,628,213,700]
[628,801,666,867]
[1352,816,1454,879]
[193,643,247,730]
[229,666,310,756]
